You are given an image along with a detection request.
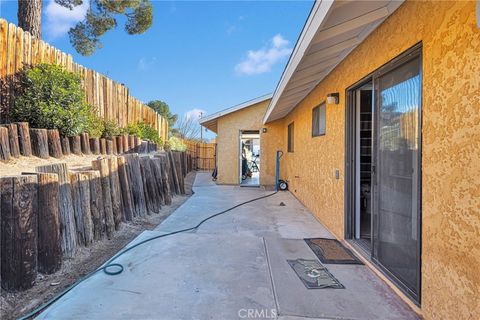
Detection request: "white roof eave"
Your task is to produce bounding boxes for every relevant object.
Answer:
[199,93,273,126]
[263,0,404,124]
[263,0,334,124]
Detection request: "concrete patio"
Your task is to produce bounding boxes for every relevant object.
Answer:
[38,173,418,319]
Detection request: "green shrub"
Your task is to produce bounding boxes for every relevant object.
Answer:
[121,123,141,137]
[12,63,97,137]
[102,120,121,138]
[122,122,162,145]
[87,113,104,138]
[137,122,162,145]
[163,140,171,151]
[168,136,186,151]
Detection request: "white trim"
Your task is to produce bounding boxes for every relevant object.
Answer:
[199,93,273,125]
[263,0,405,124]
[295,55,342,76]
[239,131,261,187]
[310,6,390,46]
[300,37,361,69]
[289,70,329,87]
[263,0,335,124]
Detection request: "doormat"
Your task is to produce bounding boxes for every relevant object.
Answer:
[305,238,363,265]
[287,259,344,289]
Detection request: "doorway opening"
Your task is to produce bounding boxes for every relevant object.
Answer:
[354,81,373,251]
[239,130,260,186]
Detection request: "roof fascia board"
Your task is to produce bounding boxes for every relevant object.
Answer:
[310,6,390,46]
[300,36,361,69]
[263,0,335,124]
[263,1,405,124]
[199,93,273,125]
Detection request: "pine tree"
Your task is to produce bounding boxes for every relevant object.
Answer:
[17,0,153,56]
[147,100,178,130]
[18,0,42,38]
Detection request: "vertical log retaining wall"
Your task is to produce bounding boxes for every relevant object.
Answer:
[0,121,163,162]
[0,151,192,291]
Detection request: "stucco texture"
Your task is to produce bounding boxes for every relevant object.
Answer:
[261,119,285,186]
[268,1,479,319]
[215,100,271,185]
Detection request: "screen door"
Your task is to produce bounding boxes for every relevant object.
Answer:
[373,50,422,301]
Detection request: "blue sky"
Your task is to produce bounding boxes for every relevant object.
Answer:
[0,0,312,135]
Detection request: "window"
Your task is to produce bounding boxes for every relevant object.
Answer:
[312,103,326,137]
[287,122,294,152]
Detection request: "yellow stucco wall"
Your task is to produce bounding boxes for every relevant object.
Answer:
[268,1,479,319]
[217,99,283,185]
[261,119,285,186]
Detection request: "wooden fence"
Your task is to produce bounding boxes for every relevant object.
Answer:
[184,140,216,171]
[0,19,168,141]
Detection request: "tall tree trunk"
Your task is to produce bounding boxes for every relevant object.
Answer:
[17,0,42,38]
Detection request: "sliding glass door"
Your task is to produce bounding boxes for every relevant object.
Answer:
[372,49,422,301]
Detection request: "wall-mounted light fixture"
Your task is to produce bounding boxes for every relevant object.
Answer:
[262,128,268,133]
[326,92,339,105]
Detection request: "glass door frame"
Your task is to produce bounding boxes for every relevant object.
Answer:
[344,43,423,305]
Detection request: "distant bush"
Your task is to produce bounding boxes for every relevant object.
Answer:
[11,63,98,137]
[163,140,171,151]
[168,136,186,151]
[102,120,121,139]
[87,112,104,138]
[137,123,162,145]
[122,122,141,137]
[122,122,162,145]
